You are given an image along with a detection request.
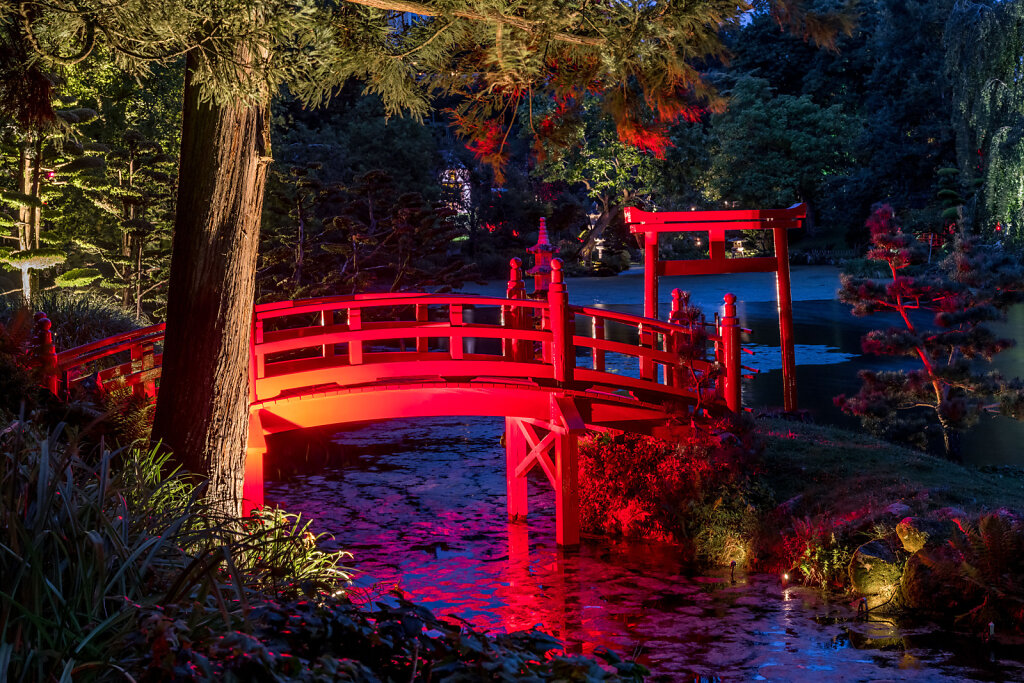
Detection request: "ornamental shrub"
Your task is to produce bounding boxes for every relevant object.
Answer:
[836,204,1024,459]
[578,417,772,567]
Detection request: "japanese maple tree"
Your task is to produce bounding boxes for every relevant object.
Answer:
[836,204,1024,459]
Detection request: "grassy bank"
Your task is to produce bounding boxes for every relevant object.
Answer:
[758,417,1024,523]
[757,418,1024,629]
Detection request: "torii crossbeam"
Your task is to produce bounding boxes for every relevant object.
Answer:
[625,204,805,412]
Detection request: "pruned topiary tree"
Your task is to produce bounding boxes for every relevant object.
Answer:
[836,204,1024,459]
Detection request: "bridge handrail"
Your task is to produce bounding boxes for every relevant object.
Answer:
[55,323,165,370]
[571,305,716,339]
[258,323,553,358]
[40,258,744,416]
[54,322,165,398]
[254,293,548,322]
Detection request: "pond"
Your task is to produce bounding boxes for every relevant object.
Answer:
[269,265,1024,680]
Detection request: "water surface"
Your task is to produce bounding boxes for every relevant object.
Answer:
[270,265,1024,679]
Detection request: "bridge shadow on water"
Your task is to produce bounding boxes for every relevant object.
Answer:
[266,416,1024,682]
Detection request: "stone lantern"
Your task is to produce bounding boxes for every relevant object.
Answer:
[527,217,559,295]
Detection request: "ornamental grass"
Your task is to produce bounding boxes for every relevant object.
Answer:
[0,419,350,682]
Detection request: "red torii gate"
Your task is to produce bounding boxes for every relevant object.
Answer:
[624,204,805,412]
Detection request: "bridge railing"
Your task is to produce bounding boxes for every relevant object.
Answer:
[40,259,744,414]
[53,322,165,399]
[251,289,553,401]
[250,258,742,412]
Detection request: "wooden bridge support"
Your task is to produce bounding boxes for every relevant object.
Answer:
[244,411,267,514]
[505,393,586,546]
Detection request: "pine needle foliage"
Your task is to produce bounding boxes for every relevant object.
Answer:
[836,204,1024,459]
[11,0,853,175]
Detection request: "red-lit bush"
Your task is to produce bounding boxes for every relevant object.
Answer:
[578,417,771,567]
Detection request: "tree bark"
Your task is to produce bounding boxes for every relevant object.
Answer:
[151,49,271,516]
[17,137,32,250]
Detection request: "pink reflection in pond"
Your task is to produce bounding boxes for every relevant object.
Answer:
[267,417,1023,681]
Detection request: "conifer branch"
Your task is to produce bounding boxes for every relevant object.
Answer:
[393,19,451,58]
[17,3,96,65]
[340,0,606,47]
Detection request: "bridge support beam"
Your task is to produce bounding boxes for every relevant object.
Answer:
[505,394,586,547]
[244,411,267,514]
[505,416,528,520]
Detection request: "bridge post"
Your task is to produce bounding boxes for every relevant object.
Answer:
[243,411,267,514]
[638,323,655,381]
[505,258,525,361]
[348,308,363,364]
[590,317,605,372]
[555,431,580,546]
[667,289,684,388]
[548,259,573,384]
[721,293,742,413]
[552,394,584,547]
[505,417,528,520]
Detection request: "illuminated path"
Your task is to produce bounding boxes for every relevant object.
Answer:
[47,259,743,546]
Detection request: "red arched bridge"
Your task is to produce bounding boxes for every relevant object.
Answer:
[42,259,745,546]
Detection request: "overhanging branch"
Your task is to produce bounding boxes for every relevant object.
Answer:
[341,0,606,47]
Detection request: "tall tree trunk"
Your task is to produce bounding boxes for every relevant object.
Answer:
[30,134,42,249]
[151,50,271,516]
[17,137,32,250]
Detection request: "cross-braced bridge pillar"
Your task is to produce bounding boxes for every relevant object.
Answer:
[505,393,586,547]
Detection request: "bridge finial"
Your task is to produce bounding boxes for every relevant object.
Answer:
[550,258,564,286]
[723,292,736,313]
[507,257,525,300]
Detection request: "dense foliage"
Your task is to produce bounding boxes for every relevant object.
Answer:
[0,414,648,681]
[259,169,475,301]
[578,420,772,568]
[946,0,1024,235]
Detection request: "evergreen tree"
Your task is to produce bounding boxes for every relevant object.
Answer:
[14,0,852,512]
[0,105,101,300]
[532,95,665,269]
[836,204,1024,459]
[259,170,473,301]
[68,129,176,317]
[704,75,853,234]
